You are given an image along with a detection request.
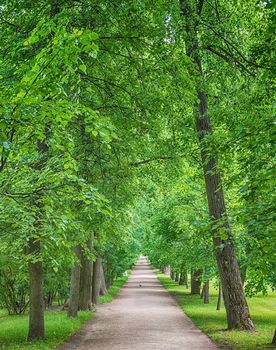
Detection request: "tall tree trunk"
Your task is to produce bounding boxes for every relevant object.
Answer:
[184,271,189,289]
[170,269,175,280]
[27,4,60,340]
[196,90,254,330]
[272,330,276,345]
[179,273,184,285]
[191,270,201,295]
[99,261,108,296]
[27,129,49,340]
[68,245,82,317]
[240,266,247,286]
[79,239,93,310]
[106,278,113,289]
[92,256,102,305]
[204,280,209,304]
[200,285,204,299]
[175,272,179,282]
[179,0,255,331]
[28,160,46,341]
[241,188,255,286]
[27,238,44,341]
[217,281,222,311]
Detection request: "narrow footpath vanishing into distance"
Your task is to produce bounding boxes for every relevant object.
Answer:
[58,257,218,350]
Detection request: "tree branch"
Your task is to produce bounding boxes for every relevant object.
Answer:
[205,45,256,77]
[198,0,205,16]
[129,156,172,167]
[202,22,269,70]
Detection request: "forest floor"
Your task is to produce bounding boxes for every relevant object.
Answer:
[0,275,128,350]
[158,273,276,350]
[58,256,218,350]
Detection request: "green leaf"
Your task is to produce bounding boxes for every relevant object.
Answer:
[79,64,87,74]
[2,141,10,150]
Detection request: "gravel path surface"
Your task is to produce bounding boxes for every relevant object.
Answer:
[58,257,218,350]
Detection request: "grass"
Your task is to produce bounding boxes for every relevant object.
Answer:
[0,310,91,350]
[0,273,130,350]
[157,273,276,350]
[99,273,129,304]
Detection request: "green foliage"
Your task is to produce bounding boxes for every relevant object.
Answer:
[132,161,216,280]
[0,256,29,315]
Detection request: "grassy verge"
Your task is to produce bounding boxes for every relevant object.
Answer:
[99,272,130,304]
[157,273,275,350]
[0,310,91,350]
[0,272,130,350]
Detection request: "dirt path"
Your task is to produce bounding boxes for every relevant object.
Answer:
[58,257,218,350]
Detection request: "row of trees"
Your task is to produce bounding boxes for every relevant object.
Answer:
[0,0,274,343]
[130,0,275,332]
[0,0,151,341]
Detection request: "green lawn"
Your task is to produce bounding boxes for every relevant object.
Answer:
[157,273,276,350]
[0,274,129,350]
[0,310,91,350]
[99,274,129,304]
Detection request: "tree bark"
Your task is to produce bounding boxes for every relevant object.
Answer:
[28,165,46,341]
[203,280,209,304]
[179,0,255,331]
[217,281,222,311]
[68,245,82,317]
[191,270,201,295]
[99,261,108,296]
[200,285,204,299]
[240,266,247,286]
[106,277,113,289]
[184,272,189,289]
[27,128,49,341]
[175,272,179,282]
[179,273,184,285]
[92,256,102,305]
[195,98,254,329]
[241,196,255,286]
[170,269,175,280]
[78,239,93,310]
[27,4,60,340]
[272,330,276,344]
[27,238,44,341]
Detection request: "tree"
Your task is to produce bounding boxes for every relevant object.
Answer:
[177,0,255,331]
